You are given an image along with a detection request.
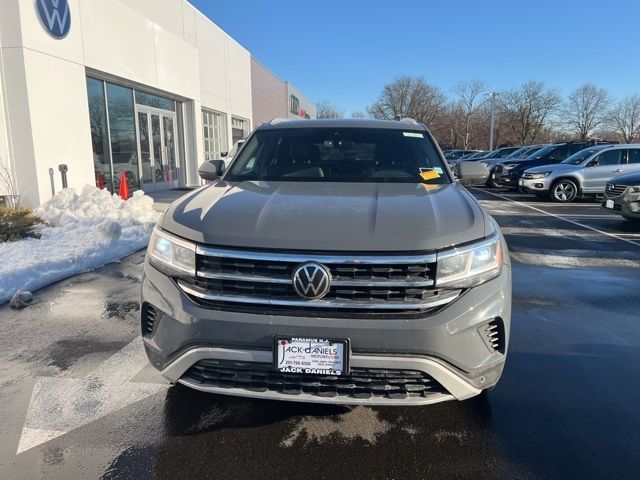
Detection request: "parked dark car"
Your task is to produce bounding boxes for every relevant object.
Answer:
[492,141,613,189]
[450,146,521,178]
[602,171,640,221]
[459,151,486,160]
[480,145,545,187]
[444,149,482,161]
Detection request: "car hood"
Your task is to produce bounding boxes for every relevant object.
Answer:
[161,181,489,251]
[525,163,581,174]
[609,172,640,185]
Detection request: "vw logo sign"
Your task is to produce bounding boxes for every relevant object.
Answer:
[292,263,331,300]
[36,0,71,39]
[606,184,614,192]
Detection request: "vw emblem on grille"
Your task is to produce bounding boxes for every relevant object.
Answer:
[292,263,331,300]
[607,184,615,192]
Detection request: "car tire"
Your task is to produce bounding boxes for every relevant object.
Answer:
[488,176,501,188]
[551,179,578,203]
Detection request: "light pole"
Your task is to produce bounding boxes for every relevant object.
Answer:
[486,92,499,150]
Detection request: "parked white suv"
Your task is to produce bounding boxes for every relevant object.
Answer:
[519,144,640,202]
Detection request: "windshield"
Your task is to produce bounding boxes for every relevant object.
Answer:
[226,128,450,184]
[525,145,556,159]
[506,146,540,159]
[505,147,530,159]
[561,147,604,165]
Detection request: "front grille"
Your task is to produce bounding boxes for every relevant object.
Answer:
[141,303,158,336]
[177,246,461,315]
[604,184,628,198]
[183,359,447,400]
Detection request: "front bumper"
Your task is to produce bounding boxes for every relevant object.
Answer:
[519,176,553,192]
[141,259,511,405]
[601,193,640,219]
[492,170,519,188]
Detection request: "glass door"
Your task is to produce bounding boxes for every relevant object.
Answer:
[135,106,180,191]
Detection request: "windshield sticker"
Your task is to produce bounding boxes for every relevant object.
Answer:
[403,132,424,138]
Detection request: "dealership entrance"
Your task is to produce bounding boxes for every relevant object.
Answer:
[87,76,183,194]
[135,106,179,192]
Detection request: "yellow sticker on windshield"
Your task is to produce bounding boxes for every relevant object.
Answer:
[419,169,441,181]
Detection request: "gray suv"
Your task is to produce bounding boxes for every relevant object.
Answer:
[141,119,511,406]
[520,144,640,202]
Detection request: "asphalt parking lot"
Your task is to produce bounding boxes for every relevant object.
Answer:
[1,189,639,479]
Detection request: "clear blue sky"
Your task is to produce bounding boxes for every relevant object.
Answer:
[190,0,640,115]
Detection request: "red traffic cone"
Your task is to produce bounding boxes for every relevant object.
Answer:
[119,171,129,200]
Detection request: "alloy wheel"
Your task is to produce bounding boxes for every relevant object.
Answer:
[552,181,577,202]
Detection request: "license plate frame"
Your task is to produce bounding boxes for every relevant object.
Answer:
[273,336,350,376]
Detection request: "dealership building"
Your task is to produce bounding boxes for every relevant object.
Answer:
[0,0,315,208]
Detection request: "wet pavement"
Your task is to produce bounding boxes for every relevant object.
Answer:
[1,189,639,479]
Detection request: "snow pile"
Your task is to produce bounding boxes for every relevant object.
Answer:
[0,185,160,304]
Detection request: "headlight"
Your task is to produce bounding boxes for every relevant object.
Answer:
[503,163,518,170]
[148,228,196,276]
[527,172,550,179]
[436,233,503,288]
[480,162,490,167]
[631,186,640,193]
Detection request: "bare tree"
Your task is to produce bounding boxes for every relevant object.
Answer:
[350,111,367,119]
[452,80,487,149]
[315,99,344,119]
[0,154,20,210]
[499,81,561,145]
[606,95,640,143]
[562,83,612,140]
[367,75,447,127]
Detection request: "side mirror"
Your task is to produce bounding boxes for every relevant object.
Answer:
[198,159,225,181]
[458,161,489,186]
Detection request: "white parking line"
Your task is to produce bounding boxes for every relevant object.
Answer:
[474,188,640,248]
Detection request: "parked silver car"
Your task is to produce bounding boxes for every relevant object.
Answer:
[142,118,511,406]
[519,144,640,202]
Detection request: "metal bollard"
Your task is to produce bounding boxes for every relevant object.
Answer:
[58,164,68,189]
[49,168,56,197]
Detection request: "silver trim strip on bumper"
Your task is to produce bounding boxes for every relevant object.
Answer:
[177,280,460,310]
[160,346,481,404]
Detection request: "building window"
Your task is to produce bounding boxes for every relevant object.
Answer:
[86,76,183,193]
[231,117,249,145]
[106,83,140,191]
[86,78,112,191]
[202,110,227,160]
[289,95,300,115]
[135,91,175,111]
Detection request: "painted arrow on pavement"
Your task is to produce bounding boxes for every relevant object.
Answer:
[17,337,168,454]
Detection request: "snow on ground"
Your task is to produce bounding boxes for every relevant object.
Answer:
[0,185,159,305]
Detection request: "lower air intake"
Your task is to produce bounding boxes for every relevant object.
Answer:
[483,318,505,354]
[182,359,447,400]
[141,304,158,336]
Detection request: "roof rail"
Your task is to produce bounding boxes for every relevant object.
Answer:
[399,117,419,125]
